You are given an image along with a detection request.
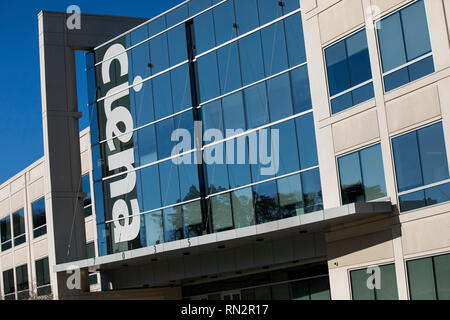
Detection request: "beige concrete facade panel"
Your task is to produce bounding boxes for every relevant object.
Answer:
[302,0,318,13]
[29,162,44,183]
[425,0,450,71]
[85,219,95,243]
[319,0,365,45]
[1,253,14,271]
[438,77,450,169]
[445,0,450,37]
[0,186,8,202]
[10,190,25,213]
[29,178,45,203]
[0,199,9,219]
[327,229,394,268]
[33,238,49,260]
[10,176,25,194]
[81,152,90,174]
[332,108,380,153]
[370,0,407,15]
[328,267,351,300]
[316,126,341,208]
[386,84,441,134]
[14,247,28,266]
[402,212,450,256]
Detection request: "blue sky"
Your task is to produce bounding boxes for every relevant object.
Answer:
[0,0,184,184]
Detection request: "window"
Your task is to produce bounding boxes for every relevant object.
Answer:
[142,211,164,247]
[244,82,269,130]
[350,264,398,300]
[130,78,154,128]
[231,187,255,228]
[197,52,220,103]
[254,180,281,224]
[32,198,46,238]
[168,24,188,66]
[89,273,99,286]
[261,21,288,77]
[284,13,306,67]
[15,264,29,300]
[290,65,312,114]
[211,193,233,233]
[12,209,26,246]
[194,9,216,55]
[213,0,237,45]
[149,33,169,74]
[166,3,188,28]
[291,276,331,300]
[377,0,434,92]
[3,269,15,300]
[153,73,173,120]
[135,125,157,168]
[163,206,183,242]
[217,42,241,95]
[35,257,51,296]
[296,112,318,170]
[86,241,96,259]
[338,144,387,205]
[277,174,303,218]
[171,64,192,113]
[139,165,162,212]
[325,29,374,114]
[267,73,293,122]
[82,174,92,218]
[392,122,450,212]
[239,32,265,86]
[183,201,203,238]
[159,160,181,207]
[407,253,450,300]
[234,0,259,35]
[301,168,323,214]
[0,216,11,251]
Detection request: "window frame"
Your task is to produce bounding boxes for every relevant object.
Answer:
[405,251,450,300]
[348,261,399,300]
[31,197,47,239]
[336,142,388,206]
[12,208,26,247]
[323,27,374,115]
[374,0,434,93]
[0,215,12,252]
[390,120,450,213]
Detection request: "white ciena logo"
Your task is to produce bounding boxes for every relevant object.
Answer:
[101,43,142,243]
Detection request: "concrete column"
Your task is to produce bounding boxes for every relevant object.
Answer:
[38,11,147,299]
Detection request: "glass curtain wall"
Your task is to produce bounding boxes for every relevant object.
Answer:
[89,0,323,255]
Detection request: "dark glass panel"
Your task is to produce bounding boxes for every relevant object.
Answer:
[244,82,269,130]
[267,73,293,122]
[261,21,288,77]
[211,193,233,232]
[296,113,318,170]
[301,169,323,214]
[231,187,255,228]
[159,160,181,207]
[217,42,242,94]
[239,32,265,86]
[253,180,280,224]
[284,13,306,67]
[290,65,312,114]
[153,72,173,120]
[183,201,203,238]
[164,206,183,242]
[149,33,169,74]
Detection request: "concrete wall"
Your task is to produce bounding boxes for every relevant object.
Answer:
[304,0,450,299]
[0,129,100,299]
